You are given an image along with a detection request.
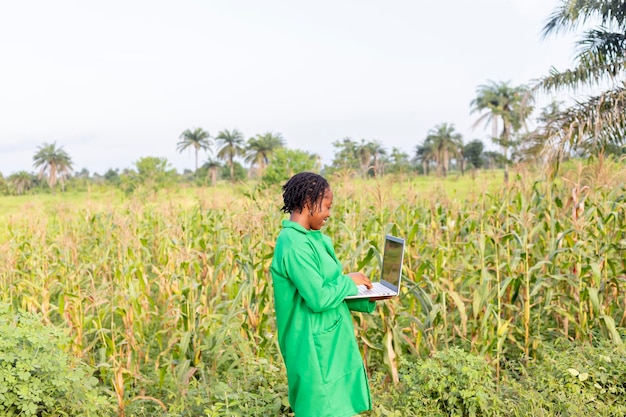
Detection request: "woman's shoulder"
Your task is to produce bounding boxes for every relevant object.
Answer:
[276,224,308,246]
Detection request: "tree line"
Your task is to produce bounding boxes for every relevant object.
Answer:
[0,127,499,196]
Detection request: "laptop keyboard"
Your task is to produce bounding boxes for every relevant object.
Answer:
[356,284,393,296]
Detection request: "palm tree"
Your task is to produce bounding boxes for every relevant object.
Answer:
[523,100,565,162]
[414,141,436,176]
[8,171,33,195]
[368,140,387,177]
[202,158,221,186]
[471,80,533,183]
[215,129,246,182]
[33,142,73,192]
[537,0,626,158]
[352,139,386,177]
[423,123,464,177]
[356,139,373,177]
[177,127,212,172]
[245,132,285,178]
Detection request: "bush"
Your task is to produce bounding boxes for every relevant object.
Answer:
[372,347,500,417]
[220,161,247,182]
[368,342,626,417]
[502,339,626,416]
[0,305,110,416]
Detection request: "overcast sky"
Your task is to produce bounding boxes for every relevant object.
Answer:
[0,0,580,176]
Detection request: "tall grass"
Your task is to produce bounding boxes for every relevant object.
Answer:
[1,163,625,413]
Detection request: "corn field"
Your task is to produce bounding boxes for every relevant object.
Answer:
[1,162,626,415]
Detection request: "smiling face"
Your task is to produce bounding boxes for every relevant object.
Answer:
[307,188,333,230]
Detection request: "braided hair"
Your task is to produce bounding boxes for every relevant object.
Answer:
[280,172,330,214]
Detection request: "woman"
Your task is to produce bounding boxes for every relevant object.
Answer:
[270,172,385,417]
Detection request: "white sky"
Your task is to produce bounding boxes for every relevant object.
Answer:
[0,0,580,176]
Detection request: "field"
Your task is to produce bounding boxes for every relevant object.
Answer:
[1,162,626,416]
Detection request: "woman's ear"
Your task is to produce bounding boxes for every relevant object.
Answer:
[303,200,315,216]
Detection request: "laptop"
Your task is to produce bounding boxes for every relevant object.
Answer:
[345,235,405,299]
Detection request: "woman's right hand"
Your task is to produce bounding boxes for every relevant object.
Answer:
[347,272,372,289]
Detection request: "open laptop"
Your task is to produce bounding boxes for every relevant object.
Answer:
[345,235,405,299]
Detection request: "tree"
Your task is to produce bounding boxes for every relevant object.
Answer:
[422,123,464,177]
[245,132,284,178]
[521,100,566,162]
[414,140,436,176]
[201,158,221,186]
[367,140,387,177]
[7,171,33,195]
[0,173,7,196]
[330,137,360,173]
[262,148,319,185]
[356,139,373,177]
[537,0,626,158]
[483,151,505,170]
[32,142,73,192]
[177,127,212,172]
[121,157,177,194]
[464,140,485,169]
[471,81,533,183]
[103,168,121,185]
[219,161,246,182]
[215,129,246,182]
[387,147,411,175]
[350,139,387,178]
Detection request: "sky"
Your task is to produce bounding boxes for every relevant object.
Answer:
[0,0,581,176]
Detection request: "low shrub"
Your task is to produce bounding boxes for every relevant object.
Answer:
[502,339,626,416]
[0,305,110,416]
[369,341,626,417]
[371,347,501,417]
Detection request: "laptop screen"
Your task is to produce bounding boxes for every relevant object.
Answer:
[380,235,405,290]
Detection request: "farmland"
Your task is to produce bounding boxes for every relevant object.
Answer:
[1,162,626,416]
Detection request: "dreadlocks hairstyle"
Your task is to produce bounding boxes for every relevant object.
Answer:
[280,172,330,214]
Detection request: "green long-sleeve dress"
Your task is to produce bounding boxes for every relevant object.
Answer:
[271,220,376,417]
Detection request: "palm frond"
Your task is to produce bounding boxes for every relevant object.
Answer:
[538,28,626,92]
[543,0,626,37]
[534,83,626,159]
[577,28,626,63]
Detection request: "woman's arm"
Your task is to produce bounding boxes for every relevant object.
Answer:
[345,298,376,313]
[283,246,357,312]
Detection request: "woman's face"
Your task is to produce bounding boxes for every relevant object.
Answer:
[308,188,333,230]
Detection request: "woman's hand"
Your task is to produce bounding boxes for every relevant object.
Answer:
[347,272,372,289]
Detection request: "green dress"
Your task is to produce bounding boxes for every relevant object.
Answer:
[271,220,376,417]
